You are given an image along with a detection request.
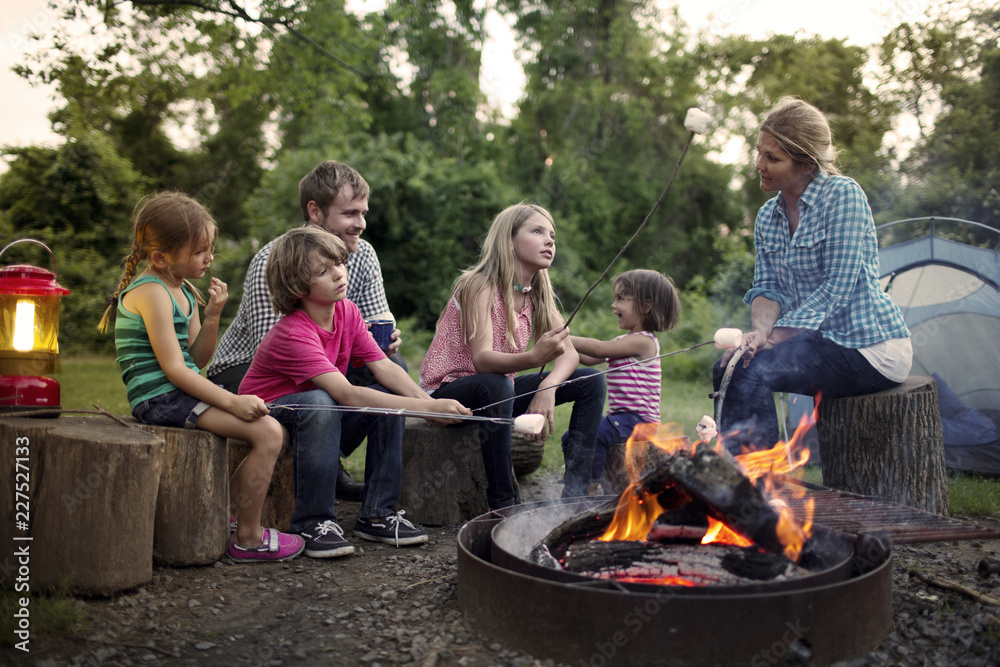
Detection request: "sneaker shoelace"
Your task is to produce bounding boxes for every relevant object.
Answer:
[314,520,345,538]
[384,510,415,546]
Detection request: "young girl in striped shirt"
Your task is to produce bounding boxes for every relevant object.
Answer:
[571,269,680,493]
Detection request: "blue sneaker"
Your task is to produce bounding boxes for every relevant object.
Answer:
[353,510,428,547]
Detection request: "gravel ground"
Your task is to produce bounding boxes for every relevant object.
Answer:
[5,471,1000,667]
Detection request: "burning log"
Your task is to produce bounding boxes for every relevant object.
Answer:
[533,441,810,576]
[666,445,785,553]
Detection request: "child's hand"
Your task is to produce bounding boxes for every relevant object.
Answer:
[423,398,472,426]
[525,392,557,442]
[532,326,570,365]
[204,277,229,319]
[229,394,270,422]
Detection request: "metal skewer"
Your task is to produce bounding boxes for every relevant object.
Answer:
[477,339,716,412]
[266,403,538,430]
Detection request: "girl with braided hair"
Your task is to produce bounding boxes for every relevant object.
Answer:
[101,192,304,562]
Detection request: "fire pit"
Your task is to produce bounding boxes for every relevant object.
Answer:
[458,498,893,665]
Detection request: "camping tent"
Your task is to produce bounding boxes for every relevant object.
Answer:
[781,218,1000,475]
[877,217,1000,475]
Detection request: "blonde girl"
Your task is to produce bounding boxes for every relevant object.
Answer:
[572,269,680,492]
[419,203,606,506]
[101,192,303,562]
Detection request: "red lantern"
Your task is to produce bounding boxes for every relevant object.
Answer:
[0,239,71,414]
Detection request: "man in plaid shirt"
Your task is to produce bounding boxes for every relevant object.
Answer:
[207,160,402,498]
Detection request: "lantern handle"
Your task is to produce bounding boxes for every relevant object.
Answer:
[0,238,60,276]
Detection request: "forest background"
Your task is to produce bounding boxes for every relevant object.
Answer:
[1,0,999,379]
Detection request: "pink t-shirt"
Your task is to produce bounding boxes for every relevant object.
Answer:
[239,301,385,402]
[419,286,533,392]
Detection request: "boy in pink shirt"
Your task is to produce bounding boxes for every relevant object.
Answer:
[241,226,469,558]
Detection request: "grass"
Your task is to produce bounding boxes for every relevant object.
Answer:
[0,585,89,648]
[52,355,1000,519]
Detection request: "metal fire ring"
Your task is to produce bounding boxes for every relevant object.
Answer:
[458,498,893,666]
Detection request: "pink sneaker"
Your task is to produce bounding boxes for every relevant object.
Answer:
[228,527,305,562]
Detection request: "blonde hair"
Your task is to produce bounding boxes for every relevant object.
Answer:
[298,161,370,221]
[450,203,559,346]
[612,269,680,332]
[759,97,841,176]
[266,226,350,315]
[99,192,216,332]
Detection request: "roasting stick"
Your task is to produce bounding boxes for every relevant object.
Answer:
[475,327,739,413]
[537,108,713,375]
[266,403,546,436]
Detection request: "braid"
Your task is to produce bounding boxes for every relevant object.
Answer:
[98,246,143,333]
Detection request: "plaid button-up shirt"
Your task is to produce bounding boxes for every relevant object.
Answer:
[745,173,909,349]
[206,235,392,377]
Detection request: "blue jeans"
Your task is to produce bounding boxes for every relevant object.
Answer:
[431,374,517,509]
[712,331,899,453]
[432,368,607,504]
[516,368,606,499]
[269,388,404,532]
[592,411,647,481]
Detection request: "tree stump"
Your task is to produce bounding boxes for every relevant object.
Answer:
[227,440,296,533]
[817,375,949,515]
[398,419,490,525]
[135,423,229,566]
[511,433,544,477]
[0,416,165,596]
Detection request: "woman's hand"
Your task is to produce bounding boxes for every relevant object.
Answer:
[531,326,569,365]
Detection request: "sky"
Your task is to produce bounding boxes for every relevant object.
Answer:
[0,0,932,154]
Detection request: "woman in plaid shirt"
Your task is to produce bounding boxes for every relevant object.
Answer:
[713,97,912,454]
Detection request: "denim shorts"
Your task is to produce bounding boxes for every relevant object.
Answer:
[132,388,211,429]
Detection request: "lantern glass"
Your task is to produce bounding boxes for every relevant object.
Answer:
[0,291,64,376]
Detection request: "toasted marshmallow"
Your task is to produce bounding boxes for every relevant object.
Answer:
[684,108,712,134]
[514,413,546,436]
[714,327,743,350]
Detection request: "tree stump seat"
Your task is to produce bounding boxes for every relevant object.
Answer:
[0,416,166,596]
[134,422,229,566]
[398,418,491,526]
[816,375,949,516]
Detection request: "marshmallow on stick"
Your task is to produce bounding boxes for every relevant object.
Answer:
[513,413,546,436]
[696,415,717,443]
[684,108,712,134]
[714,327,744,350]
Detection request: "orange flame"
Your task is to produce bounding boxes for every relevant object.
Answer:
[701,518,753,547]
[596,403,820,562]
[598,486,665,542]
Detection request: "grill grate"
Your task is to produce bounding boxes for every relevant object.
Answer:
[784,480,1000,544]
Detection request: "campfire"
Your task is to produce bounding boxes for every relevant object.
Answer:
[529,410,831,588]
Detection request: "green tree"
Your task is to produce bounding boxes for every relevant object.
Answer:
[497,0,739,304]
[0,134,147,353]
[699,33,897,214]
[879,4,1000,227]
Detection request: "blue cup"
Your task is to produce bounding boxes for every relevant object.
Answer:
[367,319,394,352]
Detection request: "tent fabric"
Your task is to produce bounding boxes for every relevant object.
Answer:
[878,218,1000,475]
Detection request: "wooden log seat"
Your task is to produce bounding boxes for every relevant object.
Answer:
[0,416,165,596]
[398,418,490,526]
[817,375,950,516]
[511,433,544,478]
[134,422,229,566]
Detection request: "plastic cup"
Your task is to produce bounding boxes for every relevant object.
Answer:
[367,319,394,352]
